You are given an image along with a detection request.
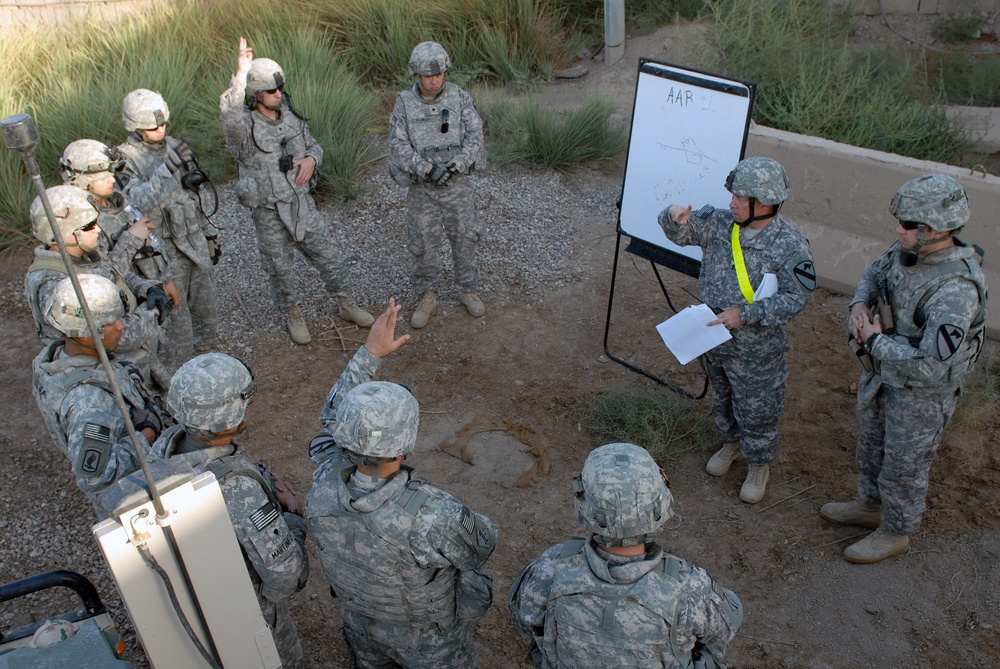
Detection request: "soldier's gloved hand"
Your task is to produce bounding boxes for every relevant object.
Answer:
[165,140,195,174]
[131,399,163,439]
[181,169,208,192]
[144,285,172,325]
[428,164,453,187]
[206,236,222,265]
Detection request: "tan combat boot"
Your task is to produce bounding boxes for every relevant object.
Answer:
[706,441,742,477]
[287,306,312,345]
[337,296,375,328]
[844,525,910,564]
[820,500,883,529]
[460,291,485,318]
[740,464,769,504]
[410,291,437,329]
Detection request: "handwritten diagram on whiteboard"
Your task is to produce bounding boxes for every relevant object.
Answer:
[618,60,754,264]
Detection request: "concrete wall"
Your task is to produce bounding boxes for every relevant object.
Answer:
[747,125,999,338]
[0,0,157,27]
[829,0,997,15]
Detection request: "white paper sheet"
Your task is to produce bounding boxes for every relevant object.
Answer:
[754,273,778,301]
[656,304,732,365]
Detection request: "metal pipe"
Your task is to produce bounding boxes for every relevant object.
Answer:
[605,0,626,66]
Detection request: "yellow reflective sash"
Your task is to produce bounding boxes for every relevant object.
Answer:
[731,224,754,304]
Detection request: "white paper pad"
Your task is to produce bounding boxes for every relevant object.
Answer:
[754,273,778,301]
[656,304,732,365]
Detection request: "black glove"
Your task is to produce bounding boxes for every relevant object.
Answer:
[144,285,172,325]
[165,140,196,174]
[181,169,209,192]
[427,164,453,187]
[131,399,163,438]
[206,236,222,265]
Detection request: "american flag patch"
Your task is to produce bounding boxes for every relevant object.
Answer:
[460,506,475,535]
[250,501,279,531]
[83,423,111,443]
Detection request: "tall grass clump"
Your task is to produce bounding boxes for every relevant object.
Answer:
[712,0,970,165]
[553,0,707,37]
[933,53,1000,107]
[480,95,625,169]
[582,387,715,464]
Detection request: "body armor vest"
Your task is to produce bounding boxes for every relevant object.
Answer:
[234,106,312,209]
[33,341,148,454]
[310,463,458,625]
[882,244,987,389]
[541,539,687,669]
[399,83,466,166]
[26,250,137,342]
[118,137,211,268]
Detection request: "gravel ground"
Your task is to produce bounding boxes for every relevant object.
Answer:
[209,164,621,354]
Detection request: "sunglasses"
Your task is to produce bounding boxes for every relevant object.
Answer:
[263,86,283,95]
[79,220,99,232]
[898,220,920,231]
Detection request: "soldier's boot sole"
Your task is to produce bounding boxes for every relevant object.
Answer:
[819,500,883,529]
[411,291,437,329]
[844,525,910,564]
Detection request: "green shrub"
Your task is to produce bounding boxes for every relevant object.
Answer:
[933,53,1000,107]
[553,0,707,37]
[480,94,625,169]
[582,386,715,464]
[932,15,983,44]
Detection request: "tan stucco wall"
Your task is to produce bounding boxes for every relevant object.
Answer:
[747,125,998,338]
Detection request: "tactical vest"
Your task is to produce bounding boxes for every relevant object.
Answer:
[119,137,211,269]
[98,193,169,281]
[541,539,687,669]
[399,83,466,166]
[233,106,312,209]
[309,463,458,626]
[883,245,987,389]
[33,341,148,454]
[26,251,137,342]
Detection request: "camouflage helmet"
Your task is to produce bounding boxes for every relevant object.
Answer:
[573,443,674,547]
[30,184,99,246]
[333,382,419,459]
[407,41,451,77]
[167,353,256,434]
[45,274,126,338]
[889,173,969,232]
[246,58,286,97]
[122,89,170,132]
[59,139,125,189]
[725,156,790,205]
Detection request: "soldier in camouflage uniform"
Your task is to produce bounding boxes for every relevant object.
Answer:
[32,275,164,511]
[25,184,172,385]
[306,299,498,668]
[60,139,180,388]
[389,41,487,329]
[660,157,816,504]
[118,88,219,361]
[508,443,743,668]
[821,174,987,564]
[220,37,374,345]
[154,352,308,667]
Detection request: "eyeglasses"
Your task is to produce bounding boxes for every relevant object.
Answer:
[898,220,920,231]
[263,86,283,95]
[79,221,99,232]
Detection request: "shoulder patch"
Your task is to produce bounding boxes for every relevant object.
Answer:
[250,500,280,531]
[460,505,475,535]
[77,423,112,478]
[693,204,715,221]
[793,260,817,291]
[936,324,965,360]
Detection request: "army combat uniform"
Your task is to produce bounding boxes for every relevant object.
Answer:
[388,81,486,296]
[153,429,308,668]
[850,239,986,536]
[306,348,498,669]
[659,206,815,465]
[509,537,742,668]
[118,135,218,359]
[219,76,355,311]
[25,250,162,380]
[32,341,158,509]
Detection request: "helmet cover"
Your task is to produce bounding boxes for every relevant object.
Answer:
[333,382,419,459]
[725,157,790,205]
[30,184,99,245]
[246,58,286,96]
[45,274,126,338]
[167,353,256,434]
[122,89,170,132]
[889,173,969,232]
[407,42,451,77]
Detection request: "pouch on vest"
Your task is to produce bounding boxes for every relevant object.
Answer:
[456,568,493,621]
[235,174,263,209]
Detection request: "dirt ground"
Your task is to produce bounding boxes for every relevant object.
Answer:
[2,16,999,669]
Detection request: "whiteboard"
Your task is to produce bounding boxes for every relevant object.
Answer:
[618,60,754,266]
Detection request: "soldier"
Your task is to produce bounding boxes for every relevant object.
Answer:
[32,275,163,510]
[25,184,171,384]
[508,443,743,668]
[118,88,219,361]
[152,352,308,666]
[219,37,374,345]
[821,174,987,564]
[60,138,180,387]
[306,299,497,668]
[660,157,816,503]
[388,41,487,329]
